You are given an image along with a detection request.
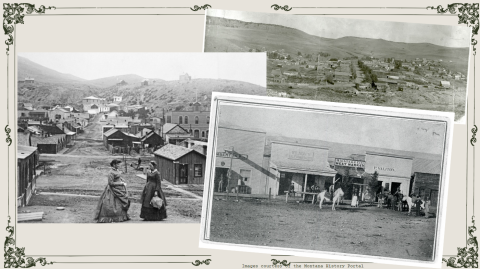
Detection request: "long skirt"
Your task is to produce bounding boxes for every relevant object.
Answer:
[140,206,167,221]
[94,185,130,223]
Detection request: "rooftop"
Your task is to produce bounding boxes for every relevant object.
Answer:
[154,144,204,161]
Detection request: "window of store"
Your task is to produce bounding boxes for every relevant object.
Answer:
[194,130,199,138]
[207,116,210,124]
[185,116,189,124]
[178,116,183,124]
[240,169,251,182]
[201,131,205,138]
[194,164,203,177]
[195,116,199,124]
[167,116,171,123]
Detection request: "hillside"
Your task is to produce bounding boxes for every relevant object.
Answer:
[18,56,88,84]
[205,16,470,74]
[88,74,165,88]
[98,78,267,113]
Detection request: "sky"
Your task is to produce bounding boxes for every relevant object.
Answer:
[207,9,471,48]
[18,53,267,87]
[218,103,446,156]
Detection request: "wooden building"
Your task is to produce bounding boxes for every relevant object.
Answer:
[103,128,140,148]
[154,144,206,185]
[141,131,164,149]
[162,123,192,145]
[17,145,39,207]
[31,134,67,154]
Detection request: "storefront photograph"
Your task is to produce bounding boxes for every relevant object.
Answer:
[202,93,453,266]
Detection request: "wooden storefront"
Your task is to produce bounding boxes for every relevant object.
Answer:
[154,144,206,185]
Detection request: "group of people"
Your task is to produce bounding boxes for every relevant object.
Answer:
[93,159,168,223]
[377,188,431,218]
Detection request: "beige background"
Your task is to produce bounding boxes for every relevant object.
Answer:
[1,1,477,268]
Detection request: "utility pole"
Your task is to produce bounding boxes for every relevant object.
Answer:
[226,146,234,201]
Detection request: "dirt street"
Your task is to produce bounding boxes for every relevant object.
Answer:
[209,198,436,261]
[21,113,203,223]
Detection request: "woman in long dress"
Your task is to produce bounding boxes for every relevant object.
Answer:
[140,161,167,221]
[94,159,131,223]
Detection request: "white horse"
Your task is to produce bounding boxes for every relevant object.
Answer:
[331,188,344,211]
[316,190,331,209]
[402,196,413,214]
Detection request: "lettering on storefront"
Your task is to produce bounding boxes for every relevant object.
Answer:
[374,166,395,172]
[288,150,314,161]
[335,158,365,168]
[216,151,248,159]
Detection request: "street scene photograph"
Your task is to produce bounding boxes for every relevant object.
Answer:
[204,9,471,122]
[16,52,266,223]
[205,94,451,262]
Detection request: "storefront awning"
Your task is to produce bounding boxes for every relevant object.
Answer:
[270,161,337,177]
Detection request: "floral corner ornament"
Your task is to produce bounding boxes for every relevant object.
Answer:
[427,3,479,55]
[5,217,53,267]
[271,4,292,11]
[271,259,291,266]
[190,4,211,11]
[192,259,211,266]
[442,216,478,268]
[3,3,56,55]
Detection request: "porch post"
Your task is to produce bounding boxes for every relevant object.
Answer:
[303,174,308,200]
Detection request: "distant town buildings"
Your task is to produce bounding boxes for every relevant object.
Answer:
[113,96,123,103]
[165,102,210,140]
[82,96,108,114]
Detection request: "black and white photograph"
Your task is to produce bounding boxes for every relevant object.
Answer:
[204,9,471,122]
[201,93,453,266]
[16,53,266,223]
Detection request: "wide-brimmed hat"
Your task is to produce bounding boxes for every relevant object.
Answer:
[110,159,122,167]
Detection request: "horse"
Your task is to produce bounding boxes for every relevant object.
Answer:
[316,190,331,209]
[331,188,344,211]
[402,196,413,215]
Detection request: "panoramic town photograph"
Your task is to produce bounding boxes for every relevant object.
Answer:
[204,9,471,122]
[16,52,266,223]
[206,95,450,262]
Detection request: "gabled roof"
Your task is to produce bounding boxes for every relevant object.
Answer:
[154,144,204,161]
[104,128,119,137]
[162,123,188,134]
[141,131,161,142]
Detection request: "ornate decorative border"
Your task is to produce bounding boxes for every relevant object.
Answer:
[270,4,292,11]
[5,125,11,146]
[190,4,211,11]
[192,259,212,266]
[271,259,291,266]
[442,217,478,268]
[3,3,56,55]
[4,217,53,267]
[427,3,479,55]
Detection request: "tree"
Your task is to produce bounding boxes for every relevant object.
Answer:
[286,54,291,60]
[326,74,334,84]
[297,51,302,56]
[394,60,402,69]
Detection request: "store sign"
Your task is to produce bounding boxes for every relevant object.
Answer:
[288,150,314,161]
[374,166,396,172]
[335,158,365,168]
[216,151,248,159]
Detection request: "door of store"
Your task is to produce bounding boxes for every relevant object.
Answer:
[179,164,188,184]
[278,172,293,195]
